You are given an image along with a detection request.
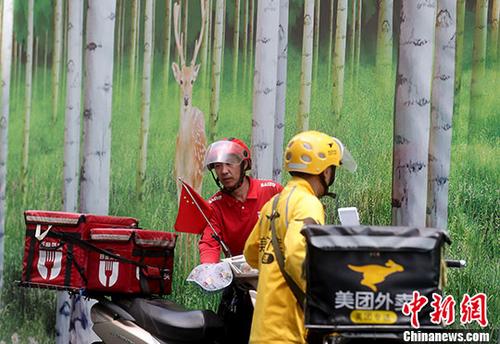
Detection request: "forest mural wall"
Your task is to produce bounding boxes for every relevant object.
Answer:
[0,0,498,342]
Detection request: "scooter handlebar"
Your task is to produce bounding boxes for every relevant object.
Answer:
[445,259,466,268]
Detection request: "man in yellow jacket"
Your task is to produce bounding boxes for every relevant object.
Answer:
[244,130,357,344]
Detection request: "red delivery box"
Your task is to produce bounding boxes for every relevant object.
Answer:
[86,228,176,295]
[21,210,138,290]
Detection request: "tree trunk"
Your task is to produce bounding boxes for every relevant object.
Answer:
[135,1,142,87]
[57,1,84,342]
[376,0,393,75]
[209,0,224,142]
[391,0,436,227]
[115,0,123,93]
[61,0,69,94]
[0,0,13,298]
[453,0,465,116]
[74,2,117,341]
[163,0,172,90]
[220,0,226,76]
[130,0,139,96]
[297,0,314,131]
[136,0,154,199]
[33,36,38,98]
[313,0,320,86]
[348,0,356,83]
[43,30,48,99]
[232,0,241,87]
[201,0,211,86]
[273,0,288,183]
[21,0,34,199]
[490,0,499,74]
[331,0,347,117]
[248,0,255,89]
[52,0,63,123]
[427,0,456,230]
[241,0,249,83]
[468,0,488,143]
[354,0,362,87]
[252,0,279,180]
[327,0,335,84]
[15,41,22,101]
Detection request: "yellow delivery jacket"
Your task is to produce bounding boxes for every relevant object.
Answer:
[244,177,325,344]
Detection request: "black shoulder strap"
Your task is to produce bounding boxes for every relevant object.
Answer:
[269,195,306,310]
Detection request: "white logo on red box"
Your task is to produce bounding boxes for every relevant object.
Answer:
[37,242,62,280]
[98,255,119,287]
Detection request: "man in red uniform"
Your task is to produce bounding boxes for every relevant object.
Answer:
[199,138,282,343]
[199,138,282,262]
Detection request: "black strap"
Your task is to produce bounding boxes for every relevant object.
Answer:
[269,195,306,310]
[50,230,160,271]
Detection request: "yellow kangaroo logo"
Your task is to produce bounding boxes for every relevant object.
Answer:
[348,259,404,292]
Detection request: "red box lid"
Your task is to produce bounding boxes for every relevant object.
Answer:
[24,210,83,226]
[89,228,134,241]
[134,230,176,248]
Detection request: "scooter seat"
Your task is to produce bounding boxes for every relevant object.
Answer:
[119,297,224,343]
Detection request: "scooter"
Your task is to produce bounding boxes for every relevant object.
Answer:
[90,295,225,344]
[90,256,257,344]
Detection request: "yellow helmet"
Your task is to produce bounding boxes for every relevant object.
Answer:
[284,131,357,175]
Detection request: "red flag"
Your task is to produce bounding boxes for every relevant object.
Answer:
[174,180,212,234]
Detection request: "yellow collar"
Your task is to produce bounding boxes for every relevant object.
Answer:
[287,176,316,196]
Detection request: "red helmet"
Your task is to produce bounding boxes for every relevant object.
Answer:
[204,138,252,171]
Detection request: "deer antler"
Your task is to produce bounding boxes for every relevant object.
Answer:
[173,1,186,66]
[191,0,207,66]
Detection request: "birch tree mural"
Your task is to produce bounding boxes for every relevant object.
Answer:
[21,0,34,198]
[331,0,347,117]
[468,0,489,143]
[130,0,139,96]
[209,0,224,141]
[490,0,499,74]
[137,0,154,199]
[201,0,211,86]
[57,2,84,341]
[241,0,249,83]
[427,0,456,230]
[354,0,362,86]
[453,0,465,115]
[247,0,255,86]
[327,0,335,82]
[252,0,279,180]
[313,0,320,85]
[164,0,173,90]
[232,0,240,86]
[273,0,288,183]
[391,0,436,227]
[74,0,117,341]
[51,0,63,123]
[297,0,314,132]
[376,0,393,76]
[348,0,356,82]
[0,0,13,297]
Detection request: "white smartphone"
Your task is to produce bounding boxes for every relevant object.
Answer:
[338,207,360,226]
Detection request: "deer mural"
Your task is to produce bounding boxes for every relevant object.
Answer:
[172,0,207,201]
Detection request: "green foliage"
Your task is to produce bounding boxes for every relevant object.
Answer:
[0,43,498,343]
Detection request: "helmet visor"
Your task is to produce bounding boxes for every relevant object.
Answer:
[204,140,246,169]
[340,147,357,173]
